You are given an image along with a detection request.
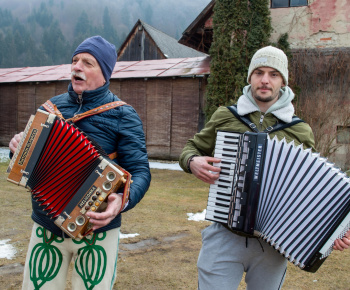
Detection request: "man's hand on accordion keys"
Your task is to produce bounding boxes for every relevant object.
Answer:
[85,193,123,231]
[9,132,24,153]
[189,156,221,184]
[333,230,350,251]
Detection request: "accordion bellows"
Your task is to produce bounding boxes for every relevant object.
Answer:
[206,131,350,272]
[7,109,131,239]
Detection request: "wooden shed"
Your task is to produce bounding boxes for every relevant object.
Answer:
[0,57,210,160]
[117,19,207,61]
[178,0,215,54]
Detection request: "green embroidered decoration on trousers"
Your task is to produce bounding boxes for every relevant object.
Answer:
[73,232,107,290]
[29,227,63,289]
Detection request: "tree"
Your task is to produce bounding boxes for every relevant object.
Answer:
[290,49,350,167]
[1,33,17,68]
[0,8,13,28]
[28,2,53,28]
[102,7,120,47]
[71,11,96,53]
[42,20,69,65]
[205,0,272,120]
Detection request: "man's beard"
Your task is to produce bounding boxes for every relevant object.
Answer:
[252,86,279,103]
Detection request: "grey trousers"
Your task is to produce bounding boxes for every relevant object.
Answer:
[197,223,287,290]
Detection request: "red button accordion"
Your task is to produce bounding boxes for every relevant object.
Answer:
[7,109,131,239]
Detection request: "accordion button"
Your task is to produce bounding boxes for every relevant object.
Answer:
[95,202,100,206]
[88,201,93,206]
[91,206,96,211]
[96,191,101,196]
[76,216,85,226]
[85,206,90,210]
[92,196,97,201]
[67,223,77,232]
[98,196,104,202]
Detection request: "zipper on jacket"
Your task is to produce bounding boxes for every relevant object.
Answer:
[259,114,265,131]
[74,94,83,116]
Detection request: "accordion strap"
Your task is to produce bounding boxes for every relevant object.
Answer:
[42,100,128,160]
[43,100,128,122]
[66,101,127,123]
[227,105,304,133]
[42,100,65,120]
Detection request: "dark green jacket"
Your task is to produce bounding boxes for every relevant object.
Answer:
[180,87,315,171]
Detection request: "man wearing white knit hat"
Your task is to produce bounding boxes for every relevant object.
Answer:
[180,46,350,289]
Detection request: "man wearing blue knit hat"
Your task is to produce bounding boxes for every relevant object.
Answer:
[70,35,117,95]
[9,36,151,289]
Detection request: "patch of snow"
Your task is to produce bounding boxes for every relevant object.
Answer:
[0,148,10,163]
[187,209,206,222]
[0,239,16,259]
[149,161,182,171]
[120,233,140,239]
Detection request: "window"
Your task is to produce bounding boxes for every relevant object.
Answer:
[271,0,308,8]
[337,126,350,144]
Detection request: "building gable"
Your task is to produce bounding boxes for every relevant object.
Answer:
[118,19,207,61]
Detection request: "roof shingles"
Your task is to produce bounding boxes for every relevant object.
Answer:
[0,57,210,83]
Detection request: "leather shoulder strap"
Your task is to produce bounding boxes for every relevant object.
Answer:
[42,100,127,160]
[227,105,259,133]
[66,101,127,123]
[266,116,305,133]
[42,100,65,120]
[227,105,305,133]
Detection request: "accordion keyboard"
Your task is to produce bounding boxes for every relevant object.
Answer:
[205,131,242,224]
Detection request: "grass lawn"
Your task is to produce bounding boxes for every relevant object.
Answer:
[0,162,349,289]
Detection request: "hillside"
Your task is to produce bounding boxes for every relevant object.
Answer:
[0,0,211,68]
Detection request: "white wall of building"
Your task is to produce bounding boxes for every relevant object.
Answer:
[270,0,350,48]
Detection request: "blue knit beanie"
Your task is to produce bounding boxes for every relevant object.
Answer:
[72,36,117,81]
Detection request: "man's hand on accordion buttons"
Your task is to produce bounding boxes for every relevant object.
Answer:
[9,132,24,153]
[190,156,221,184]
[86,193,122,231]
[333,230,350,251]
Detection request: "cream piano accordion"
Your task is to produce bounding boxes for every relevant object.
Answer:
[206,130,350,272]
[7,109,131,239]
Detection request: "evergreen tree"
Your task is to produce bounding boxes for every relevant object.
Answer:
[2,33,17,67]
[12,20,27,56]
[102,7,120,47]
[274,33,292,60]
[28,2,53,28]
[0,33,4,66]
[42,20,69,65]
[24,37,48,67]
[0,8,13,28]
[205,0,272,120]
[71,11,96,52]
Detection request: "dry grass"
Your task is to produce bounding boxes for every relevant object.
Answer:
[0,161,350,289]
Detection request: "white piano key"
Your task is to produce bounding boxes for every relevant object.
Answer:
[216,131,242,139]
[208,203,231,212]
[215,139,240,148]
[209,184,233,195]
[205,210,229,222]
[208,190,232,201]
[208,196,231,206]
[214,161,236,170]
[207,202,230,213]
